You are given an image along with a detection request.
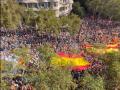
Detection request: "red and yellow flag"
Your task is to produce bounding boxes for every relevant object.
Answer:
[105,43,119,53]
[84,44,93,49]
[106,43,119,49]
[51,52,90,71]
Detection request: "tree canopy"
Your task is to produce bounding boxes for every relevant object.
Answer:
[86,0,120,20]
[0,0,24,29]
[73,0,120,20]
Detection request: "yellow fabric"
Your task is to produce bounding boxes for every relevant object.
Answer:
[87,48,106,54]
[51,56,90,67]
[106,44,118,48]
[51,57,71,66]
[70,57,90,66]
[87,47,119,54]
[94,49,106,54]
[105,48,119,53]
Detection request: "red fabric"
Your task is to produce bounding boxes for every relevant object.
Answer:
[57,52,83,58]
[106,44,119,48]
[57,52,69,58]
[84,44,93,48]
[71,65,90,71]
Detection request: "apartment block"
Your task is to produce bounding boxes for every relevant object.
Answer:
[17,0,73,17]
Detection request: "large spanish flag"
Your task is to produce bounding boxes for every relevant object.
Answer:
[51,52,90,71]
[105,43,119,53]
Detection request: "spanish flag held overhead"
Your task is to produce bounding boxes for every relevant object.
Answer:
[51,52,90,71]
[84,44,93,49]
[106,43,119,49]
[105,43,119,53]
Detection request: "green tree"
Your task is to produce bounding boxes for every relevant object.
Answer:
[37,43,55,62]
[23,44,77,90]
[60,14,81,35]
[36,10,60,35]
[0,60,15,90]
[23,9,38,27]
[0,0,24,29]
[72,2,85,17]
[82,75,105,90]
[24,61,76,90]
[86,0,120,20]
[104,53,120,90]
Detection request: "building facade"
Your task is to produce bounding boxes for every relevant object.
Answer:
[17,0,73,17]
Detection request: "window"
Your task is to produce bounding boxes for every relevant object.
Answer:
[60,7,65,11]
[39,2,51,9]
[44,2,48,8]
[54,2,58,7]
[48,2,50,8]
[33,3,38,8]
[63,0,69,3]
[28,3,32,8]
[24,3,28,8]
[27,3,38,8]
[39,3,42,8]
[42,3,45,8]
[39,2,44,8]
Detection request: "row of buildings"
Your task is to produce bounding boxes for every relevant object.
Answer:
[17,0,73,17]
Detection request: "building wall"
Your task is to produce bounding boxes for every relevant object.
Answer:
[17,0,73,17]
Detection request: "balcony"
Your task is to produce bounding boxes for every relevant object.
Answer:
[17,0,38,3]
[59,9,71,16]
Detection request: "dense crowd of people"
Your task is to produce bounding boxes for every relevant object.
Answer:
[1,17,120,89]
[10,76,35,90]
[1,17,120,52]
